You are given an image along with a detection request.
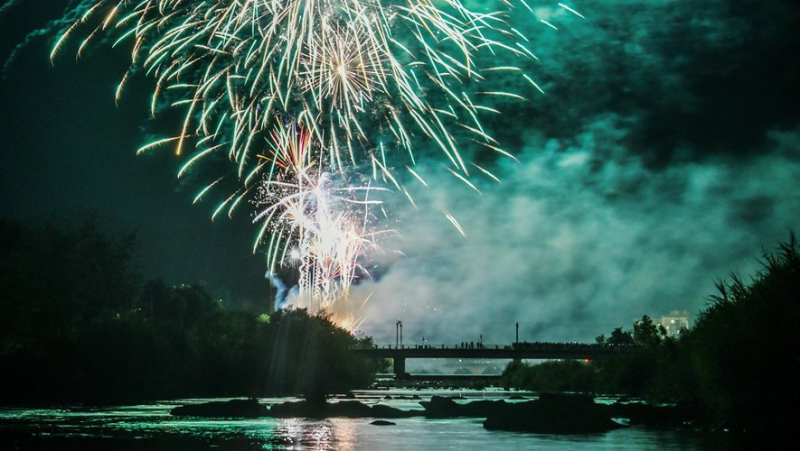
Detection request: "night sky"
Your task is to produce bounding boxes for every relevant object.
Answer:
[1,0,798,343]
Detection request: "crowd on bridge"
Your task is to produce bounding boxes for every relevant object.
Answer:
[510,341,637,351]
[352,340,639,351]
[458,341,490,349]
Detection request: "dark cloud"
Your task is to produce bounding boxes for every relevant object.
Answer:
[492,0,800,168]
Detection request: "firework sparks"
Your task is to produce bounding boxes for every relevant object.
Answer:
[47,0,566,322]
[300,21,388,113]
[52,0,543,190]
[253,121,389,314]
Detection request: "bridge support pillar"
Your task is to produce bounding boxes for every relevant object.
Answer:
[393,356,406,379]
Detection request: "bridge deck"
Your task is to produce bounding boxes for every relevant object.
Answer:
[350,344,638,361]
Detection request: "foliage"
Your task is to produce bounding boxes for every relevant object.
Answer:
[500,359,595,393]
[0,218,379,405]
[264,309,380,403]
[595,327,634,346]
[0,217,139,345]
[682,232,800,432]
[502,233,800,435]
[589,316,668,396]
[633,316,667,349]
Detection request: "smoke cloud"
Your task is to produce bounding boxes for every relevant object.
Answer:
[355,116,799,344]
[346,0,800,344]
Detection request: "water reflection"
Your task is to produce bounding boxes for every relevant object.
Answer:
[275,418,337,450]
[0,395,721,450]
[332,418,358,451]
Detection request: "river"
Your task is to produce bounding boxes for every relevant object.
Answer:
[0,390,727,450]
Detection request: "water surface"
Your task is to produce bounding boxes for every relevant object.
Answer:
[0,391,724,450]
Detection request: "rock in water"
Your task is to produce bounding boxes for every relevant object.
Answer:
[483,393,624,434]
[170,399,268,418]
[371,404,420,418]
[419,395,507,418]
[370,420,396,426]
[329,401,374,417]
[268,400,418,418]
[419,395,459,418]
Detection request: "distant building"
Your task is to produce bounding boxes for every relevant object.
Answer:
[660,310,691,337]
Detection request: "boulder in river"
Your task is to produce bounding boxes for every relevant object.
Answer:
[370,420,396,426]
[267,400,418,419]
[420,396,507,418]
[170,399,268,418]
[371,404,421,418]
[483,393,624,434]
[602,401,690,428]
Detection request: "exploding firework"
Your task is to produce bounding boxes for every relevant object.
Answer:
[52,0,555,198]
[48,0,582,320]
[252,121,389,314]
[299,21,388,113]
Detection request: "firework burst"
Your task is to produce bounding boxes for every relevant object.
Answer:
[49,0,582,320]
[252,121,389,314]
[300,21,388,113]
[53,0,550,195]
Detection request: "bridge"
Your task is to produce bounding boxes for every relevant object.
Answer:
[350,343,639,379]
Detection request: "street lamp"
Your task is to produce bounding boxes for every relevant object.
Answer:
[396,320,403,348]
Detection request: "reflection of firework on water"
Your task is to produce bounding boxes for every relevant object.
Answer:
[252,121,390,314]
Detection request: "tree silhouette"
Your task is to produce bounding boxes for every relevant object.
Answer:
[0,217,380,405]
[685,232,799,433]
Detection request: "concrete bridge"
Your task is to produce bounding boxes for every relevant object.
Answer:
[350,343,639,378]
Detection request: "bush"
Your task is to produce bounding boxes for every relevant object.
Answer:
[683,233,800,432]
[501,359,595,393]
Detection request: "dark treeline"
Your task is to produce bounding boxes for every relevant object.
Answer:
[501,233,799,434]
[0,217,382,405]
